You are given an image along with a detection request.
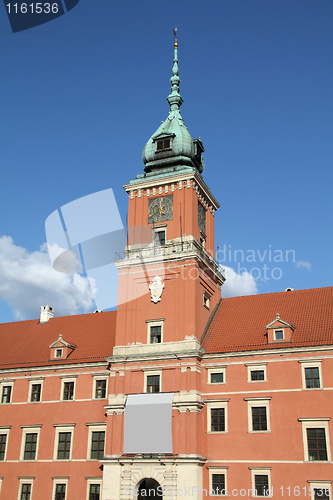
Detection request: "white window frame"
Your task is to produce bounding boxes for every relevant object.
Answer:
[153,226,167,247]
[1,380,14,404]
[146,319,164,344]
[246,363,267,383]
[250,468,272,498]
[207,367,226,385]
[53,425,75,461]
[92,376,108,400]
[245,398,271,433]
[208,467,228,496]
[20,425,42,461]
[207,400,229,433]
[0,477,2,495]
[28,378,44,403]
[0,426,10,462]
[308,481,332,500]
[299,418,331,462]
[86,478,103,500]
[60,376,77,401]
[203,291,211,309]
[86,424,106,461]
[52,478,69,500]
[17,477,34,500]
[55,348,63,358]
[299,359,323,389]
[144,370,162,393]
[273,328,284,340]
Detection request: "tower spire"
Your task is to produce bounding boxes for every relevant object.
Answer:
[167,27,184,111]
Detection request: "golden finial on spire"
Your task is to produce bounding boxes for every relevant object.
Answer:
[173,27,178,47]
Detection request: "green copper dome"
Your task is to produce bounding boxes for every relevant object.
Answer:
[142,37,205,175]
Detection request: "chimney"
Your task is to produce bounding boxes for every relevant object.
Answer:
[40,305,54,323]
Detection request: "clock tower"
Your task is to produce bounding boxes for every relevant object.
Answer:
[103,35,225,499]
[114,36,224,348]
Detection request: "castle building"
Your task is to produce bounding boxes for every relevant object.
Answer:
[0,36,332,500]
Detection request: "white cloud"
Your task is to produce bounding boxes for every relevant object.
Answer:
[295,260,312,271]
[0,236,95,321]
[221,265,258,297]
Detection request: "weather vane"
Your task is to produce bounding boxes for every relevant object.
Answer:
[173,27,178,42]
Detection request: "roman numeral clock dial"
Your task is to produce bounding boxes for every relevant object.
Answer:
[148,196,173,223]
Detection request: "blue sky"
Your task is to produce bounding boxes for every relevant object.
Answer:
[0,0,332,322]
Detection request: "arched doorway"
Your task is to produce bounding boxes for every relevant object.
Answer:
[137,478,162,499]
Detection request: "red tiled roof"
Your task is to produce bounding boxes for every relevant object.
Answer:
[0,311,117,369]
[203,287,333,354]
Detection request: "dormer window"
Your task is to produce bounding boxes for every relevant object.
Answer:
[49,334,76,360]
[156,138,170,151]
[265,313,294,343]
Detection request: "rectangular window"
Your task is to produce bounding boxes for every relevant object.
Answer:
[90,431,105,460]
[57,432,72,460]
[55,483,66,500]
[147,375,160,393]
[254,475,269,496]
[246,398,271,432]
[95,379,106,399]
[211,408,225,432]
[23,433,38,460]
[150,325,162,343]
[274,329,284,340]
[156,138,170,150]
[0,434,7,460]
[314,490,330,500]
[211,372,224,384]
[203,292,210,309]
[154,229,166,247]
[89,484,100,500]
[63,382,74,401]
[20,483,32,500]
[1,385,12,403]
[305,367,320,388]
[307,428,328,461]
[56,349,63,358]
[212,474,226,495]
[30,383,41,402]
[251,370,265,381]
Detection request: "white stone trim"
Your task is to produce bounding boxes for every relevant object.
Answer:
[208,467,228,496]
[20,426,41,461]
[92,376,108,400]
[51,478,68,500]
[53,426,75,461]
[0,380,14,404]
[299,418,331,462]
[207,401,228,433]
[146,319,164,344]
[17,477,34,500]
[86,424,106,461]
[86,478,103,500]
[61,377,76,401]
[308,481,332,500]
[246,363,267,383]
[0,427,10,461]
[245,398,271,433]
[28,379,44,403]
[249,468,272,498]
[299,359,323,389]
[144,370,162,393]
[207,367,226,385]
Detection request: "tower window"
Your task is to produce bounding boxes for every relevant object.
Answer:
[156,138,170,151]
[154,229,166,246]
[147,375,160,393]
[150,325,162,343]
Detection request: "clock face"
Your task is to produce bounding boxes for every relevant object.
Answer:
[198,202,206,233]
[148,196,173,223]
